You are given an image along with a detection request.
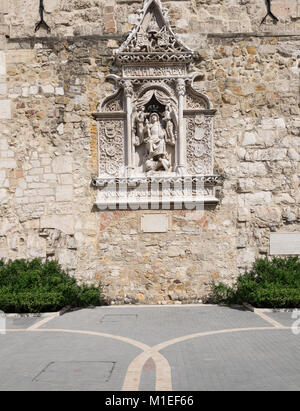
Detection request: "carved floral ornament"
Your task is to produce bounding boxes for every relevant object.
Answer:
[92,0,223,209]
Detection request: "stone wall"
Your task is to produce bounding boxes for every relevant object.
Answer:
[0,0,299,304]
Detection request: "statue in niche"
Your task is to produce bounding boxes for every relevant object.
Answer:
[133,96,177,172]
[135,107,147,146]
[144,113,170,172]
[163,104,176,145]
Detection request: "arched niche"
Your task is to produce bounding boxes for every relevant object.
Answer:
[132,87,178,173]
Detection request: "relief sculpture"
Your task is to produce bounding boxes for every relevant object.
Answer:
[93,0,221,208]
[133,104,176,172]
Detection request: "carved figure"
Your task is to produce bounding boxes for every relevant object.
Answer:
[163,104,176,145]
[135,107,147,146]
[144,113,170,172]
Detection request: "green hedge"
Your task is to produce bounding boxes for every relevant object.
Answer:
[209,256,300,308]
[0,259,102,313]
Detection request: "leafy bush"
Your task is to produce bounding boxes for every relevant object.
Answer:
[209,256,300,308]
[0,259,102,313]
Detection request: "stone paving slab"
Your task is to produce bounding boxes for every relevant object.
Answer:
[0,331,139,391]
[162,329,300,391]
[40,305,268,346]
[1,305,299,391]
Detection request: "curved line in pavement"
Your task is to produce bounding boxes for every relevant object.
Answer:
[8,327,150,351]
[7,325,299,391]
[153,326,289,352]
[7,328,171,391]
[122,349,172,391]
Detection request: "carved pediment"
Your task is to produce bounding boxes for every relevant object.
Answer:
[115,0,193,64]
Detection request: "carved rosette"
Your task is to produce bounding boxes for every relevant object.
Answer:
[186,114,213,175]
[98,120,124,176]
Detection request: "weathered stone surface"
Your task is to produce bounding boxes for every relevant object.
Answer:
[0,0,298,304]
[40,215,75,235]
[0,51,5,76]
[52,156,73,174]
[6,50,36,64]
[0,100,11,119]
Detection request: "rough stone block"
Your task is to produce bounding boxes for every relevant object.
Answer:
[0,218,14,236]
[57,249,77,269]
[242,132,257,146]
[0,188,7,204]
[0,83,7,95]
[52,156,73,174]
[0,170,6,187]
[239,192,272,206]
[0,100,11,119]
[44,0,59,13]
[27,234,46,258]
[0,0,8,13]
[272,0,298,19]
[55,87,64,96]
[0,52,5,76]
[255,206,281,226]
[56,185,73,202]
[237,248,256,267]
[6,50,36,64]
[238,207,251,222]
[168,246,185,258]
[1,158,16,168]
[29,86,39,95]
[41,85,54,94]
[40,215,75,235]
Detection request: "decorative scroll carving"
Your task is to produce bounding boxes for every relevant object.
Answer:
[121,23,188,55]
[186,94,207,110]
[100,83,124,112]
[102,96,123,112]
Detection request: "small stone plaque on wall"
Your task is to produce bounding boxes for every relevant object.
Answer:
[270,233,300,255]
[141,214,169,233]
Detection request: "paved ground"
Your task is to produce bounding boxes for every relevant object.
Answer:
[1,305,300,391]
